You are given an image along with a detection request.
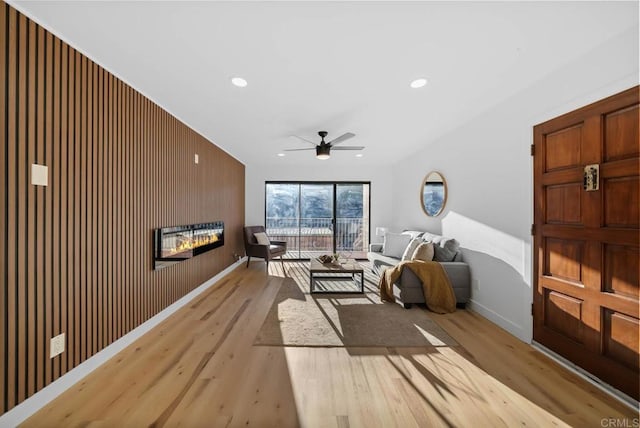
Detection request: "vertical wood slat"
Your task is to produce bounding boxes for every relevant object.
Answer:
[79,53,86,364]
[107,71,113,345]
[6,6,16,410]
[97,65,103,351]
[17,11,27,404]
[0,2,7,414]
[89,59,96,356]
[86,57,93,359]
[26,18,36,399]
[38,27,54,390]
[61,41,69,373]
[65,42,74,373]
[1,3,245,414]
[49,32,58,384]
[73,49,80,367]
[33,21,43,395]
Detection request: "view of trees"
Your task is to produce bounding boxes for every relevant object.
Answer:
[266,183,369,254]
[266,184,364,223]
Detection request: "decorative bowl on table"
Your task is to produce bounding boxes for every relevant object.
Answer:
[318,254,338,264]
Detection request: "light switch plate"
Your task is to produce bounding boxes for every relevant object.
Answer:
[194,154,199,164]
[31,164,48,186]
[50,333,65,358]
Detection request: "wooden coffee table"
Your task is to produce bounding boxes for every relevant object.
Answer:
[309,258,364,294]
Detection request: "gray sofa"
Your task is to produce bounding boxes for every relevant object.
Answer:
[368,230,471,309]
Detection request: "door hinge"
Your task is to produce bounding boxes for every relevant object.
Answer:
[531,303,534,316]
[530,144,535,156]
[531,224,536,235]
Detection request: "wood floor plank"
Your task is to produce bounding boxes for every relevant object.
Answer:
[21,261,637,428]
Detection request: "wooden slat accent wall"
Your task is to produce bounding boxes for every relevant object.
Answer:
[0,3,246,414]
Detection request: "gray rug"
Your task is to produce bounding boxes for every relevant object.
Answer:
[254,264,458,347]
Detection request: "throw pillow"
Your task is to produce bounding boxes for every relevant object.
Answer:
[401,237,422,261]
[433,244,457,262]
[254,232,270,245]
[402,230,424,239]
[382,233,412,258]
[411,242,434,262]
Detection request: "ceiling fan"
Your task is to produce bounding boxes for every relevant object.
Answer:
[285,131,363,160]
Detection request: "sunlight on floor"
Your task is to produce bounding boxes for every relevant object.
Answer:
[282,345,572,428]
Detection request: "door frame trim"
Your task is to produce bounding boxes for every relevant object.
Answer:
[532,341,639,410]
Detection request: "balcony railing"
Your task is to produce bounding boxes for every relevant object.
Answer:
[266,217,369,258]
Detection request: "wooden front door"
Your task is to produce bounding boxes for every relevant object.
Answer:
[533,87,639,400]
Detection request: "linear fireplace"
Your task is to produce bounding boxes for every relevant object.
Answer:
[154,221,224,270]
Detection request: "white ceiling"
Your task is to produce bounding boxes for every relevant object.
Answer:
[11,1,639,166]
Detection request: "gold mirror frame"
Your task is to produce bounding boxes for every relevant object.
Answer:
[420,171,447,217]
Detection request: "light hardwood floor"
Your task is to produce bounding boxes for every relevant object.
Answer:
[22,262,636,427]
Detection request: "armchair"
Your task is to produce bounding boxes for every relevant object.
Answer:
[243,226,287,271]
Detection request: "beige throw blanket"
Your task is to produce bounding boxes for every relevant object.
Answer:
[378,260,456,314]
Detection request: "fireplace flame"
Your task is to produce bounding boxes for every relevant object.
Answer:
[163,231,221,258]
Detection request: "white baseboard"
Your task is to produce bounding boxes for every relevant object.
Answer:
[0,258,246,428]
[532,341,639,411]
[467,299,527,342]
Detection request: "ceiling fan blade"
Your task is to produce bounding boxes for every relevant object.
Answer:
[284,147,316,151]
[332,146,364,151]
[291,135,318,146]
[327,132,355,146]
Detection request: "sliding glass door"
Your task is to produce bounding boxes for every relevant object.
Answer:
[335,183,370,259]
[265,182,370,259]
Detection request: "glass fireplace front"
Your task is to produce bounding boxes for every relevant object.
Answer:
[154,221,224,270]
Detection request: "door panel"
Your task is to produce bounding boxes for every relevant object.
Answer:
[603,177,639,227]
[603,310,639,370]
[603,245,639,298]
[533,86,640,400]
[265,183,300,258]
[544,125,583,171]
[300,184,334,257]
[335,184,370,259]
[545,238,584,284]
[604,104,639,161]
[545,184,582,224]
[544,290,584,343]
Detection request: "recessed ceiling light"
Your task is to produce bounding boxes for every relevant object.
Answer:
[277,153,286,157]
[231,77,247,87]
[410,78,428,89]
[355,154,363,158]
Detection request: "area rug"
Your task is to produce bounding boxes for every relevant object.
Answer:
[253,263,458,347]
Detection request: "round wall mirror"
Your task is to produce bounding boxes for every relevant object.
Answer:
[421,171,447,217]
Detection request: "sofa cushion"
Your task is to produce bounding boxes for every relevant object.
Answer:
[368,251,399,276]
[412,242,434,261]
[383,233,412,258]
[401,237,422,261]
[434,244,458,262]
[402,230,424,239]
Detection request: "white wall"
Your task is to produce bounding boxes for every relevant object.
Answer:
[245,163,395,245]
[390,26,639,342]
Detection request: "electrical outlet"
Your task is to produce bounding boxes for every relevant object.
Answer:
[50,333,65,359]
[194,154,199,164]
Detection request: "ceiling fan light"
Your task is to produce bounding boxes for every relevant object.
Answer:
[316,145,331,160]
